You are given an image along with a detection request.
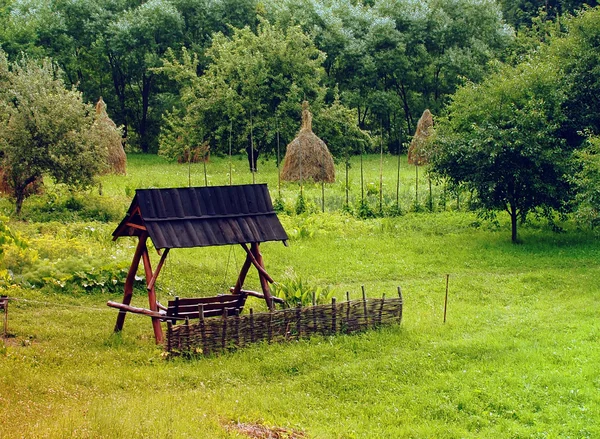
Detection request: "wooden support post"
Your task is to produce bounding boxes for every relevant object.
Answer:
[240,242,275,283]
[233,252,253,294]
[251,242,274,311]
[114,234,147,333]
[141,244,163,344]
[147,248,170,292]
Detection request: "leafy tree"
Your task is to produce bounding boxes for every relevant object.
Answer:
[498,0,597,29]
[313,89,372,159]
[572,135,600,227]
[430,61,571,242]
[159,20,326,164]
[0,52,107,215]
[551,6,600,145]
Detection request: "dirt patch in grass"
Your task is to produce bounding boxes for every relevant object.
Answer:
[227,422,307,438]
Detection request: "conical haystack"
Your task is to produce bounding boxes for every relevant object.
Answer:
[408,109,434,166]
[281,101,335,183]
[95,97,126,175]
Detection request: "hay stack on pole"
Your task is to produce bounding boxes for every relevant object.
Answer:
[281,101,335,184]
[94,97,126,175]
[407,109,434,166]
[408,109,434,208]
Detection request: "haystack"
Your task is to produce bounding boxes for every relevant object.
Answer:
[95,97,126,175]
[281,101,335,183]
[407,109,434,166]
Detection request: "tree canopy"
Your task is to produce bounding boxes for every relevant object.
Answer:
[431,60,571,242]
[0,51,108,214]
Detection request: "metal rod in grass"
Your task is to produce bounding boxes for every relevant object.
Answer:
[396,126,402,208]
[345,157,350,207]
[360,148,364,204]
[276,116,281,197]
[443,274,449,323]
[415,162,419,207]
[229,120,233,186]
[428,174,433,211]
[250,113,256,184]
[379,121,384,213]
[187,146,192,187]
[203,146,208,186]
[321,136,325,213]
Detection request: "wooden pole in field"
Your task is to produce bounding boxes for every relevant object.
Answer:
[203,153,208,186]
[415,164,419,208]
[345,158,349,207]
[360,152,364,204]
[396,133,401,209]
[443,274,449,323]
[229,121,233,186]
[276,118,281,197]
[379,122,384,213]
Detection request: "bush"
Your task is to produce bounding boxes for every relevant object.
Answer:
[20,187,124,222]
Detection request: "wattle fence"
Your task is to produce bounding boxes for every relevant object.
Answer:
[166,288,403,356]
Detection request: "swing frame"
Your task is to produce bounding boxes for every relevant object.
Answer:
[109,184,288,344]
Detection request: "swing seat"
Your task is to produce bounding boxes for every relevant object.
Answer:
[107,292,248,324]
[166,293,248,323]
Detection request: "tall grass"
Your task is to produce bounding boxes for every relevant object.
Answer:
[0,155,599,438]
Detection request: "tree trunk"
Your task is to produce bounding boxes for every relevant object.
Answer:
[15,190,25,217]
[139,73,152,153]
[510,203,519,243]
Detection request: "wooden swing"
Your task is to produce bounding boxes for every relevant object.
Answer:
[108,184,288,344]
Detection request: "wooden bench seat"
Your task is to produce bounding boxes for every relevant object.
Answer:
[166,294,248,323]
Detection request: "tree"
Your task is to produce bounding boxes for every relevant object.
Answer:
[430,60,571,242]
[159,19,326,165]
[572,135,600,227]
[0,52,107,215]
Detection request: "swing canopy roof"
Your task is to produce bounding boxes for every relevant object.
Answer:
[112,184,288,249]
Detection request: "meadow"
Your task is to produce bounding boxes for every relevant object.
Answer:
[0,154,599,438]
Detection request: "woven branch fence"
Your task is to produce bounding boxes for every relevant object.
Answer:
[166,288,403,356]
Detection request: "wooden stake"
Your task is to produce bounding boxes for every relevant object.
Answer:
[443,274,449,323]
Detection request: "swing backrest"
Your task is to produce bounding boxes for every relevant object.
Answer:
[166,293,248,323]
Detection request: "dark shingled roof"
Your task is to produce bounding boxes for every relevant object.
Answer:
[112,184,288,249]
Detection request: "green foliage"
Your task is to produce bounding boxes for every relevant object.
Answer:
[294,191,307,215]
[572,135,600,228]
[16,256,130,294]
[271,269,335,307]
[357,199,376,219]
[313,89,372,158]
[20,189,124,223]
[159,19,326,160]
[0,51,108,215]
[431,58,571,242]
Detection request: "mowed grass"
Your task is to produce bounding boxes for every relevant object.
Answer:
[1,154,600,438]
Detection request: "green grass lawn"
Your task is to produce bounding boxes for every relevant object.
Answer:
[1,155,599,438]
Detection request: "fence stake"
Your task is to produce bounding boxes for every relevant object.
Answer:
[378,293,385,326]
[221,308,228,351]
[397,286,403,321]
[443,274,449,323]
[362,285,368,327]
[331,297,337,334]
[249,308,255,343]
